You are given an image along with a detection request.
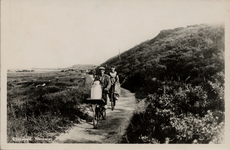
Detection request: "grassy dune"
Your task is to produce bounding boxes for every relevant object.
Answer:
[103,24,225,144]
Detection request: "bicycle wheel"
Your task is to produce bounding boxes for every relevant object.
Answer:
[93,114,98,129]
[114,98,116,106]
[102,107,106,120]
[92,105,99,129]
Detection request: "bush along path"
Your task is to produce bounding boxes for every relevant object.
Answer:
[53,88,136,143]
[120,83,225,144]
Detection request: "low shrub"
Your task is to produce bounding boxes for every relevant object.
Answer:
[121,82,224,144]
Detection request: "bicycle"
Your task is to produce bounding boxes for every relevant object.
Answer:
[86,99,106,129]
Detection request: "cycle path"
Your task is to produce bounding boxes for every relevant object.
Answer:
[53,88,136,143]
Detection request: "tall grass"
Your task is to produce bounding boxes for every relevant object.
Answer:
[7,71,92,143]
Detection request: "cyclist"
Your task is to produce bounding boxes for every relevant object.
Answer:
[94,66,111,109]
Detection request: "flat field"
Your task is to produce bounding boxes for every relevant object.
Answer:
[7,70,93,143]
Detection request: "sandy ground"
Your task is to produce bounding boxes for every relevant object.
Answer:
[53,88,136,143]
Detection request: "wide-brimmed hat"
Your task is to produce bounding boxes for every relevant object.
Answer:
[99,66,105,70]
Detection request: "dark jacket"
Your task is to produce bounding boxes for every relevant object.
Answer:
[95,74,111,91]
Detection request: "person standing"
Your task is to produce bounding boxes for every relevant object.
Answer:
[109,66,120,104]
[95,67,111,108]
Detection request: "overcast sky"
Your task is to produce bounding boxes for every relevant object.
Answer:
[2,0,228,69]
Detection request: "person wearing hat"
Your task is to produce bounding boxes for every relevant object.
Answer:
[95,66,111,108]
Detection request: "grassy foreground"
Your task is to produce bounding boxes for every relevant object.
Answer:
[7,70,93,143]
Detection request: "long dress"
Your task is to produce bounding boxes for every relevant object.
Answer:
[109,71,120,100]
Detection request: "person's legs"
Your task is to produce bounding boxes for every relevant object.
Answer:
[109,84,115,100]
[109,87,113,101]
[102,90,107,105]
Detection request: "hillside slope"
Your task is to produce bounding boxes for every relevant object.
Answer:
[101,23,224,96]
[68,64,97,70]
[101,23,225,144]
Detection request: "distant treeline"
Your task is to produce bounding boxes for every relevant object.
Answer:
[8,69,35,72]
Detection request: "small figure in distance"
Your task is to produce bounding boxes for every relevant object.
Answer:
[88,69,96,81]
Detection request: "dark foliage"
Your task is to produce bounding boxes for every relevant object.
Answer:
[102,24,225,144]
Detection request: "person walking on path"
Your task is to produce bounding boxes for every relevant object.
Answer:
[109,66,120,104]
[95,66,111,108]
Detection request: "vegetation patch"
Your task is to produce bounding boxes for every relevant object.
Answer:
[103,24,225,144]
[7,71,92,143]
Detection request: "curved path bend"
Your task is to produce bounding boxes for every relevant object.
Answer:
[53,88,136,143]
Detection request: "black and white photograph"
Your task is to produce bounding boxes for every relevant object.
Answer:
[1,0,230,149]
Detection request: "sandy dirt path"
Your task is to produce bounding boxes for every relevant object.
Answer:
[53,88,136,143]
